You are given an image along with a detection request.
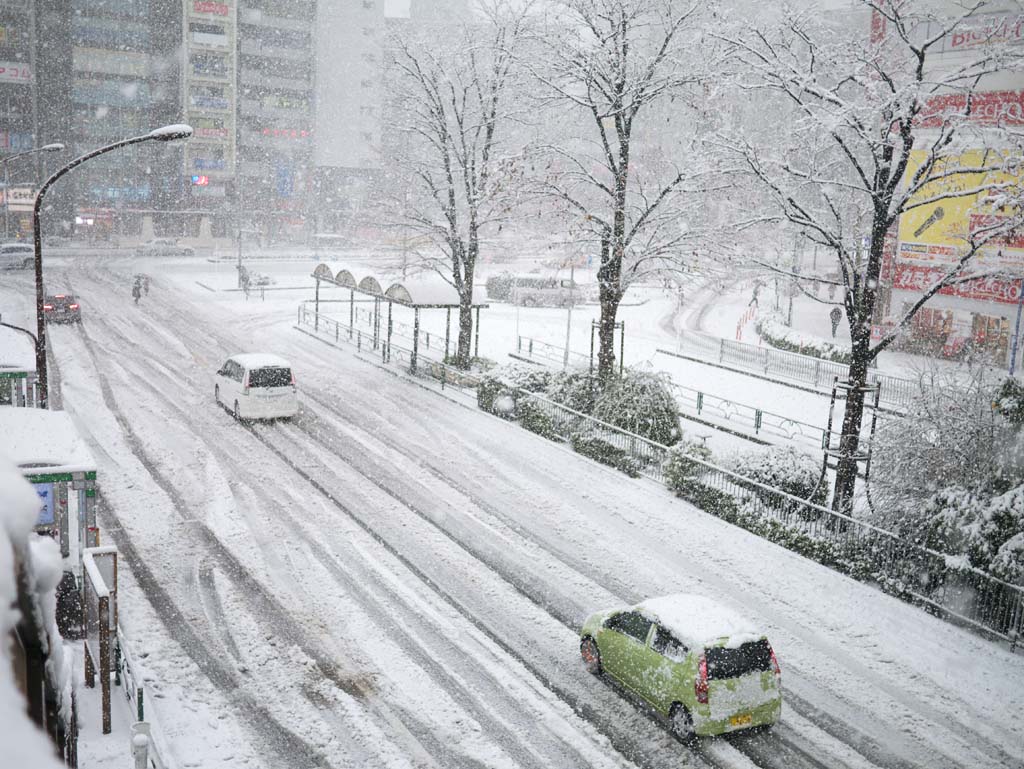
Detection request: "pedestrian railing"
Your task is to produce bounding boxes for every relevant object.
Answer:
[297,304,480,392]
[669,330,918,410]
[515,335,591,368]
[514,335,854,451]
[520,390,1023,646]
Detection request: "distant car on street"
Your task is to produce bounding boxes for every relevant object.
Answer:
[0,242,34,270]
[135,238,195,257]
[43,294,82,324]
[214,353,298,421]
[579,594,782,742]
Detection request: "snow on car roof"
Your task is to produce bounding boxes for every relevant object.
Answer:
[0,406,97,476]
[230,353,291,369]
[636,593,764,649]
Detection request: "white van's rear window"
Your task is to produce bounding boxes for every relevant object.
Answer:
[248,367,291,388]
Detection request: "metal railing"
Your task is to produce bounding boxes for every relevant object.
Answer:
[297,304,480,391]
[520,390,1023,646]
[514,335,852,451]
[515,335,590,368]
[670,330,918,410]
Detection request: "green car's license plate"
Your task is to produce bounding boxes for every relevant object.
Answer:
[729,714,753,728]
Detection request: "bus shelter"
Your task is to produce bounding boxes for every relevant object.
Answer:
[1,407,99,574]
[0,325,40,407]
[311,264,488,371]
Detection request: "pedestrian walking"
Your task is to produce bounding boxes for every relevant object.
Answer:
[829,306,842,338]
[132,279,142,305]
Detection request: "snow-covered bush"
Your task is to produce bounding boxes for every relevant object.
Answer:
[570,433,642,477]
[517,399,558,440]
[726,446,826,514]
[870,367,1024,530]
[994,377,1024,426]
[477,364,552,417]
[591,369,680,446]
[755,310,851,364]
[485,272,515,302]
[663,439,713,497]
[900,483,1024,586]
[546,371,597,414]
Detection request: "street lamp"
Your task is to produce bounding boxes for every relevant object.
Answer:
[33,125,192,408]
[2,142,65,239]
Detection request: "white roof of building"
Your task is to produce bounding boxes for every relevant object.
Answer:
[0,326,35,373]
[229,353,292,369]
[0,406,97,476]
[636,594,763,649]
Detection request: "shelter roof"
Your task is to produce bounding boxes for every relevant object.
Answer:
[0,406,97,477]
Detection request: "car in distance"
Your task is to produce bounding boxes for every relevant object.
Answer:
[135,238,195,257]
[579,594,782,742]
[42,294,82,324]
[215,353,298,421]
[0,242,34,269]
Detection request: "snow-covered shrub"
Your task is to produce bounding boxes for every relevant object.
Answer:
[517,399,558,440]
[994,377,1024,426]
[977,485,1024,583]
[870,366,1024,530]
[485,272,514,301]
[591,369,680,446]
[546,371,597,414]
[477,364,551,417]
[570,433,642,477]
[726,446,826,514]
[755,310,851,363]
[663,439,713,497]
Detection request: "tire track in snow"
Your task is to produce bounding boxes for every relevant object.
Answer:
[281,396,872,769]
[66,272,644,769]
[66,294,450,769]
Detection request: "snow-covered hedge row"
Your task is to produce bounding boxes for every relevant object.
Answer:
[755,310,851,364]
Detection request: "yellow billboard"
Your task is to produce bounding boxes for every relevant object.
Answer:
[897,148,1024,272]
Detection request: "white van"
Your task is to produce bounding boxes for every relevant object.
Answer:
[0,242,34,270]
[214,353,298,420]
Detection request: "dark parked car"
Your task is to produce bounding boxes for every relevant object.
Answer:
[43,294,82,324]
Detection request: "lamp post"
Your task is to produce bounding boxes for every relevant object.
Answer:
[33,125,192,408]
[2,142,65,240]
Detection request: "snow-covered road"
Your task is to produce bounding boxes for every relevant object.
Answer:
[8,253,1023,769]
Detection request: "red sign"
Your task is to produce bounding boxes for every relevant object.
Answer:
[918,90,1024,127]
[261,128,310,139]
[892,262,1024,304]
[194,127,229,139]
[193,1,229,16]
[0,61,31,83]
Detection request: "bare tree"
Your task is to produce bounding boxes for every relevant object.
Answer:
[717,0,1024,514]
[387,2,530,368]
[532,0,712,382]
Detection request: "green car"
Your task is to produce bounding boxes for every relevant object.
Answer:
[579,594,782,741]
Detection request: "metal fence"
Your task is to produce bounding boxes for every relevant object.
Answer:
[670,330,918,410]
[514,335,854,451]
[297,304,480,392]
[515,335,591,368]
[521,391,1023,646]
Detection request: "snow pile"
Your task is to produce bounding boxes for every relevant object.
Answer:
[755,309,851,364]
[637,594,763,649]
[0,455,67,769]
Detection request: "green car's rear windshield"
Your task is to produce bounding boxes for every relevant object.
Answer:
[706,639,772,679]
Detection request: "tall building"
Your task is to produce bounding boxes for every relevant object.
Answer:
[181,0,238,237]
[312,0,385,234]
[236,0,316,241]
